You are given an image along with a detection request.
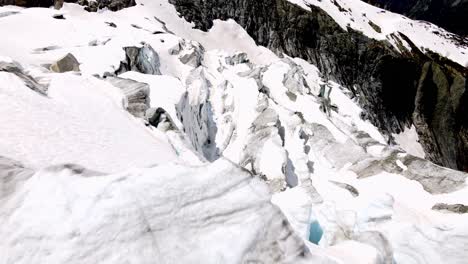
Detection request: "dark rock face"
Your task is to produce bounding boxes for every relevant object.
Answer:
[0,0,135,11]
[52,13,65,19]
[74,0,135,12]
[432,203,468,214]
[0,0,53,7]
[413,57,468,171]
[363,0,468,36]
[116,44,161,75]
[0,61,48,95]
[146,107,177,132]
[169,0,468,172]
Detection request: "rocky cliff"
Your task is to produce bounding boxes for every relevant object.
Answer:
[0,0,50,7]
[169,0,468,172]
[0,0,135,11]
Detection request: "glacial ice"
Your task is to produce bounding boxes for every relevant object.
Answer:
[0,1,467,263]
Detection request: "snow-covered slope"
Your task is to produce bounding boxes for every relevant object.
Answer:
[0,157,315,263]
[1,1,468,263]
[360,0,468,37]
[0,69,178,172]
[293,0,468,66]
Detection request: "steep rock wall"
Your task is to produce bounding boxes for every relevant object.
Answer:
[0,0,135,11]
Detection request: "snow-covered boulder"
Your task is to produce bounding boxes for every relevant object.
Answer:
[49,53,80,73]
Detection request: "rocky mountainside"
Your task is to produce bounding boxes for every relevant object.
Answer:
[1,0,468,263]
[363,0,468,36]
[0,0,135,10]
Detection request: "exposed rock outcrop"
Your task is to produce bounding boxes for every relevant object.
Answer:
[49,53,80,73]
[225,52,249,66]
[74,0,136,12]
[0,0,136,11]
[413,58,468,171]
[0,0,53,7]
[52,13,65,19]
[169,0,468,172]
[146,107,177,132]
[105,76,150,118]
[116,44,161,75]
[0,61,47,95]
[432,203,468,214]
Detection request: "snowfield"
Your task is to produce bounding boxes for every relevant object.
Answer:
[0,71,178,172]
[1,0,468,263]
[0,158,312,263]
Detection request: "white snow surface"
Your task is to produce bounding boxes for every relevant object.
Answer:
[0,71,177,172]
[1,1,468,263]
[393,125,425,159]
[0,158,312,264]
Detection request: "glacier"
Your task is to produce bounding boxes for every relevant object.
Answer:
[0,0,468,263]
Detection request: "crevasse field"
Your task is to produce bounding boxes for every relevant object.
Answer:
[1,0,468,263]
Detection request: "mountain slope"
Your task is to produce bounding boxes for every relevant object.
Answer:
[1,157,314,264]
[0,1,468,263]
[363,0,468,36]
[170,0,468,172]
